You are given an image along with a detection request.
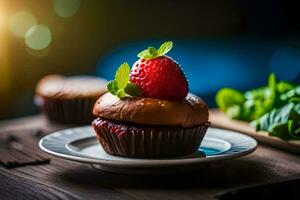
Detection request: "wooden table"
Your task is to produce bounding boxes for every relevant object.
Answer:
[1,115,300,200]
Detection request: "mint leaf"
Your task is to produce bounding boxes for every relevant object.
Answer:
[107,80,119,95]
[137,47,158,59]
[137,49,151,59]
[290,97,300,103]
[137,41,173,59]
[148,47,158,57]
[107,62,141,99]
[157,41,173,56]
[115,62,130,89]
[124,83,141,96]
[215,88,245,112]
[116,90,126,98]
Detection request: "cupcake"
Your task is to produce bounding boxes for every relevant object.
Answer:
[92,41,209,158]
[35,75,107,124]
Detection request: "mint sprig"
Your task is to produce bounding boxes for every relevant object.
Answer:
[137,41,173,59]
[107,62,141,98]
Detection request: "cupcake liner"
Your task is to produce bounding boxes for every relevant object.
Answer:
[36,96,97,124]
[92,118,210,158]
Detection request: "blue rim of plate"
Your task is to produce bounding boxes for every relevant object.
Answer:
[39,126,257,168]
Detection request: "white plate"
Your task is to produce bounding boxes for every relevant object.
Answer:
[39,126,257,174]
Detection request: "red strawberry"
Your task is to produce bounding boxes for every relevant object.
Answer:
[130,41,188,100]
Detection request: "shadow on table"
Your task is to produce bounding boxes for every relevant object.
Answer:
[57,157,274,189]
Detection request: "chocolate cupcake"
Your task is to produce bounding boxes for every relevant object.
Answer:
[35,75,107,124]
[92,41,209,158]
[93,93,209,157]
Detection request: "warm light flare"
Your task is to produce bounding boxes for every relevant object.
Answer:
[0,1,12,92]
[8,11,37,38]
[0,10,5,30]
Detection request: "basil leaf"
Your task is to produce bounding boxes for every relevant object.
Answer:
[215,88,245,112]
[277,81,295,94]
[252,103,300,140]
[270,122,292,140]
[225,105,242,119]
[280,86,300,102]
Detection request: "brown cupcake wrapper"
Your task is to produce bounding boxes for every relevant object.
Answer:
[92,118,210,158]
[36,96,97,124]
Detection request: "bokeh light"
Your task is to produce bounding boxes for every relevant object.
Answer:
[25,25,52,50]
[54,0,81,18]
[9,11,37,38]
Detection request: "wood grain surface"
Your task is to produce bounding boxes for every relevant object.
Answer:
[1,114,300,200]
[0,129,49,168]
[0,171,79,200]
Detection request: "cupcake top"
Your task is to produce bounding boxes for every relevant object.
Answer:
[36,75,107,99]
[93,92,208,127]
[93,41,209,127]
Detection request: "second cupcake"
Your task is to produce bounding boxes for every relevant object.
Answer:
[36,75,107,124]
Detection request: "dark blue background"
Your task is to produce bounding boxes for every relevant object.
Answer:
[96,38,300,106]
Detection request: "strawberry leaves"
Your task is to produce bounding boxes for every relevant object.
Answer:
[107,62,141,98]
[137,41,173,59]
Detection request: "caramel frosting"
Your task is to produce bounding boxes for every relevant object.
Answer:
[93,92,209,127]
[36,75,107,99]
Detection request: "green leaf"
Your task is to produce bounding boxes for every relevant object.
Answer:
[137,41,173,59]
[215,88,245,112]
[251,102,300,140]
[148,47,158,57]
[288,120,294,135]
[116,90,126,98]
[270,122,292,140]
[280,86,300,102]
[107,62,142,99]
[157,41,173,56]
[241,99,268,121]
[264,73,277,109]
[289,97,300,103]
[277,81,295,94]
[115,62,130,89]
[225,105,242,119]
[292,126,300,138]
[215,72,300,140]
[124,83,141,96]
[107,80,119,95]
[241,74,277,121]
[137,49,151,59]
[271,120,300,140]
